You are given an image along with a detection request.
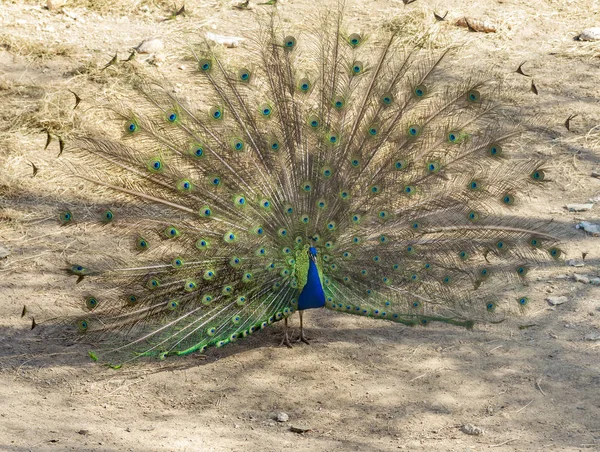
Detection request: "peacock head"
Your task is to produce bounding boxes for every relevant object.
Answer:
[308,246,318,262]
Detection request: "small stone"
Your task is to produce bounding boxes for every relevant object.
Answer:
[584,333,600,341]
[205,32,244,48]
[276,412,289,422]
[290,425,311,434]
[134,38,164,54]
[77,430,90,436]
[461,424,484,436]
[546,296,568,306]
[566,259,585,267]
[566,203,593,212]
[576,221,600,236]
[576,27,600,41]
[574,273,590,284]
[47,0,67,10]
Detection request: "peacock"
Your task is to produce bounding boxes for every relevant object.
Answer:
[46,9,563,366]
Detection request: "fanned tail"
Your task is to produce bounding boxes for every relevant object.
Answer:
[46,9,563,365]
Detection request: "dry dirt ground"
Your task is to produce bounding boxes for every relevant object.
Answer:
[1,0,600,450]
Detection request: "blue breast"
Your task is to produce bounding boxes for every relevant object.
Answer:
[297,258,326,310]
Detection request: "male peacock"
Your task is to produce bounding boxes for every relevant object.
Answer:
[49,10,562,366]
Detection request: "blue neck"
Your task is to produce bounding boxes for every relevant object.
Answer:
[298,258,326,310]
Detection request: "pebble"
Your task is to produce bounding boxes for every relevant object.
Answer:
[134,38,164,54]
[206,32,244,48]
[575,27,600,41]
[576,221,600,236]
[573,273,600,285]
[546,296,568,306]
[276,412,289,422]
[584,333,600,341]
[461,424,484,436]
[566,259,584,267]
[566,203,593,212]
[0,244,9,260]
[47,0,67,10]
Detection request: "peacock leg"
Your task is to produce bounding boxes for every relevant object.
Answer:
[297,310,311,345]
[279,317,293,348]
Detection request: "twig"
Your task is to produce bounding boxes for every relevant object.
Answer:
[409,373,426,382]
[491,438,520,447]
[536,378,546,396]
[515,399,533,413]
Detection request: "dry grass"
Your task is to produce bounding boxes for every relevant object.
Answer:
[0,81,77,135]
[17,0,188,15]
[0,32,74,62]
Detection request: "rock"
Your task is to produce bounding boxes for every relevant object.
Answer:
[576,221,600,236]
[276,412,289,422]
[290,425,311,433]
[461,424,484,436]
[566,259,584,267]
[584,333,600,341]
[546,296,568,306]
[572,274,600,285]
[0,244,9,260]
[575,27,600,41]
[47,0,67,10]
[566,203,593,212]
[205,32,244,48]
[455,17,497,33]
[134,38,164,54]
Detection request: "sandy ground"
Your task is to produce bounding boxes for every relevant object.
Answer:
[1,0,600,450]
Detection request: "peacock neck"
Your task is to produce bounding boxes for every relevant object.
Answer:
[297,258,326,310]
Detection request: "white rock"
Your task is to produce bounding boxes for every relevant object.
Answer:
[576,221,600,236]
[584,333,600,341]
[566,259,585,267]
[47,0,67,10]
[206,32,244,48]
[276,412,289,422]
[566,203,593,212]
[134,38,164,54]
[546,296,568,306]
[576,27,600,41]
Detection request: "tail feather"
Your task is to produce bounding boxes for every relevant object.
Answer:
[46,10,564,365]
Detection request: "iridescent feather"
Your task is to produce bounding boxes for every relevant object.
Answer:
[48,9,562,365]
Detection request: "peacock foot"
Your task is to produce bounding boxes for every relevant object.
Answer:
[279,331,293,348]
[296,331,311,345]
